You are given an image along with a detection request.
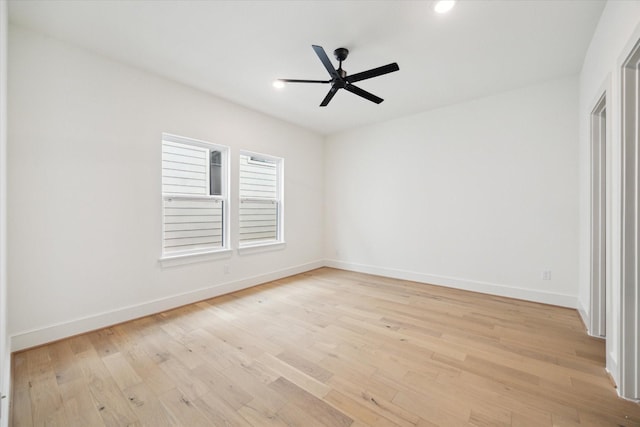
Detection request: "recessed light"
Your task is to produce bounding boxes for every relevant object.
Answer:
[434,0,456,14]
[272,80,285,89]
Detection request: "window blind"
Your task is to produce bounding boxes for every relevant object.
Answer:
[239,154,279,244]
[163,197,222,253]
[162,140,209,195]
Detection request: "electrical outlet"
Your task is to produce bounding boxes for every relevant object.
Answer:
[542,270,551,280]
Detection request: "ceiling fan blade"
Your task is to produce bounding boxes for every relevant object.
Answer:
[312,45,339,79]
[346,63,399,83]
[345,84,383,104]
[320,86,339,107]
[278,79,332,84]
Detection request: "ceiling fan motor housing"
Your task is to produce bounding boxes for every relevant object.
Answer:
[334,47,349,62]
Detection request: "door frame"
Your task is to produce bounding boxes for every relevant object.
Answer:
[620,34,640,401]
[590,93,607,338]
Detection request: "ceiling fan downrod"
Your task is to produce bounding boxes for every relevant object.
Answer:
[334,47,349,78]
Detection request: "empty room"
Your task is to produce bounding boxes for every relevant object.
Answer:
[1,0,640,425]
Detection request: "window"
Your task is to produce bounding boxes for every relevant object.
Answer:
[239,151,283,246]
[161,133,228,257]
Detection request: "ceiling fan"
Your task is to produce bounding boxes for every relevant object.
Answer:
[276,45,399,107]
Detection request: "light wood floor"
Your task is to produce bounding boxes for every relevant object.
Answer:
[10,267,640,426]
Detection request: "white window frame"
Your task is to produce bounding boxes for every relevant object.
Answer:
[238,150,284,249]
[160,133,230,259]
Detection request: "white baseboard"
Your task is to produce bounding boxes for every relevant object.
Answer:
[10,258,580,352]
[325,259,577,308]
[10,260,324,352]
[577,300,591,332]
[576,300,606,339]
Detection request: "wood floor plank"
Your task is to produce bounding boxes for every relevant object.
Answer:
[268,376,352,427]
[11,353,33,427]
[327,375,417,427]
[194,391,254,427]
[11,267,640,426]
[122,382,177,427]
[157,387,210,426]
[323,389,385,426]
[276,350,333,382]
[101,352,143,391]
[156,358,210,402]
[26,347,70,427]
[257,352,331,399]
[77,353,140,427]
[190,362,253,410]
[58,385,106,427]
[237,400,290,427]
[120,346,176,395]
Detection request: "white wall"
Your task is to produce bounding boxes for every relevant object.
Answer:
[7,25,325,351]
[578,0,640,387]
[0,2,9,425]
[325,77,579,308]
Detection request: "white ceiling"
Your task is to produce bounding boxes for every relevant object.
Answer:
[8,0,605,135]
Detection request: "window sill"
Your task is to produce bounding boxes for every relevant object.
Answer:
[237,241,286,255]
[159,248,232,267]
